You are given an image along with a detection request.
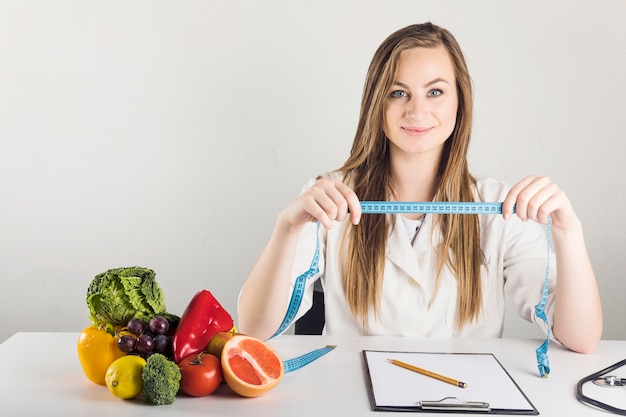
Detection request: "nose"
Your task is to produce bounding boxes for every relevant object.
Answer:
[405,96,428,120]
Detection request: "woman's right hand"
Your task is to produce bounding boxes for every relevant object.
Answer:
[278,177,362,230]
[238,177,361,339]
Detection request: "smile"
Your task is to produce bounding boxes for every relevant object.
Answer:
[402,126,433,136]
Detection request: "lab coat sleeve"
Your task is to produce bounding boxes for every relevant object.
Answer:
[501,216,558,341]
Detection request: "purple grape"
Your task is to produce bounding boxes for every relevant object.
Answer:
[149,316,169,335]
[135,334,154,356]
[152,334,170,354]
[127,318,145,335]
[117,334,136,353]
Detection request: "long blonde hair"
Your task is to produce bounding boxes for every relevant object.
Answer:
[337,22,481,331]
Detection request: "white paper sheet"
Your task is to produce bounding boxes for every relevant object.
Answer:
[363,350,537,413]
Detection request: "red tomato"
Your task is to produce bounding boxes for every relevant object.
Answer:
[178,352,223,396]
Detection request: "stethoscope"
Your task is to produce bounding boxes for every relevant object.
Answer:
[577,358,626,415]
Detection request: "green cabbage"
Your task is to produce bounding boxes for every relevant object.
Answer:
[86,266,172,327]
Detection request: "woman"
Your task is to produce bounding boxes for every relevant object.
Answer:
[238,22,602,354]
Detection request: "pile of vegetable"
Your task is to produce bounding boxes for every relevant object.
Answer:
[77,266,249,405]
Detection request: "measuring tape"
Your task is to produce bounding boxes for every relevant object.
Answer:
[275,201,551,377]
[360,201,512,214]
[535,218,552,377]
[283,345,336,373]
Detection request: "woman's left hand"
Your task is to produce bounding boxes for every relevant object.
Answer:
[501,175,579,230]
[503,176,602,354]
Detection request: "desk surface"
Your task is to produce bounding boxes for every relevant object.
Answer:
[0,332,624,416]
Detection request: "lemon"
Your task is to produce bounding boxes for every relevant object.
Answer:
[105,355,147,399]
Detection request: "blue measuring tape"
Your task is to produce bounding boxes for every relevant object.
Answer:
[270,221,322,340]
[272,222,325,372]
[360,201,510,214]
[283,345,336,373]
[274,201,551,377]
[535,218,552,378]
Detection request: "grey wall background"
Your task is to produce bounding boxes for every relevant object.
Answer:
[1,0,624,343]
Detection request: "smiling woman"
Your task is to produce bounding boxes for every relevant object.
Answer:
[237,21,603,356]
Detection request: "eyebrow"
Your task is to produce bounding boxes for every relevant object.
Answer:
[392,78,450,89]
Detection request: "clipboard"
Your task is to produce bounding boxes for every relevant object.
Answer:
[362,350,539,415]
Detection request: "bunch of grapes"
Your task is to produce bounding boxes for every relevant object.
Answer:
[117,316,172,359]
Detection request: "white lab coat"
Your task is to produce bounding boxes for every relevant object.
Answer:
[289,174,556,338]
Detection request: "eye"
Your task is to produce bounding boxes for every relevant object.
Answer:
[390,90,409,98]
[427,89,443,97]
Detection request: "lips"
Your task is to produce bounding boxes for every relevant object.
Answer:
[402,126,433,136]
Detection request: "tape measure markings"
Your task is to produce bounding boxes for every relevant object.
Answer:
[269,221,321,340]
[535,218,552,377]
[360,201,514,214]
[283,345,336,373]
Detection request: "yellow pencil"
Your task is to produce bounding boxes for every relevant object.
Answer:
[388,358,468,388]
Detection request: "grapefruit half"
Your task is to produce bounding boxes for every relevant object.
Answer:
[221,334,284,397]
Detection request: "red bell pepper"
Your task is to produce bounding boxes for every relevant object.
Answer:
[172,290,234,363]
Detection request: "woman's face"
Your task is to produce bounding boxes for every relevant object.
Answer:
[383,46,458,160]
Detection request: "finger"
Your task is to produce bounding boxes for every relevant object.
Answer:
[515,177,553,222]
[503,175,536,220]
[337,184,361,225]
[316,179,360,224]
[306,183,353,227]
[317,185,348,222]
[525,183,561,223]
[299,192,334,229]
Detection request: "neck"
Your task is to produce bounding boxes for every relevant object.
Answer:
[390,151,440,202]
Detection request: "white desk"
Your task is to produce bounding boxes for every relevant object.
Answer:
[0,332,625,416]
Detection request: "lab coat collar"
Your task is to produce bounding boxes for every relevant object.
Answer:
[385,214,434,281]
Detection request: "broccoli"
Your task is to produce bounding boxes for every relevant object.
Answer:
[142,353,181,405]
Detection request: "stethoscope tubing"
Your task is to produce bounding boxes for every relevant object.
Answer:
[577,358,626,415]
